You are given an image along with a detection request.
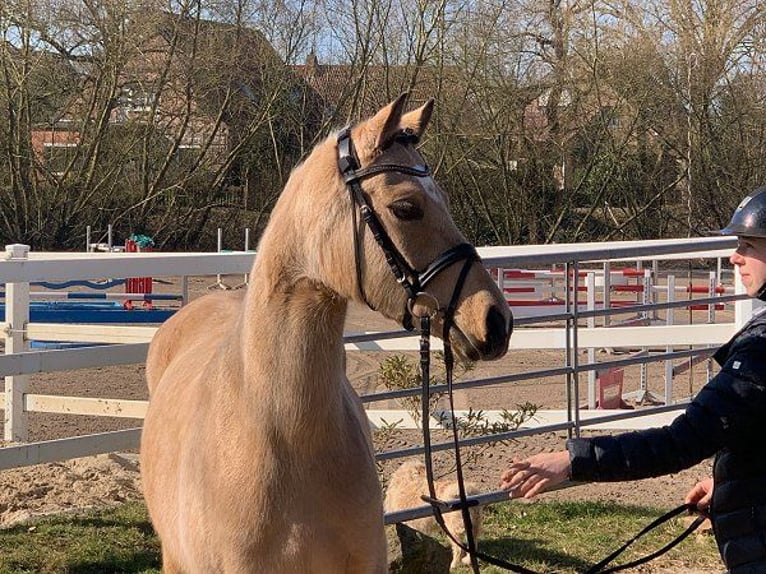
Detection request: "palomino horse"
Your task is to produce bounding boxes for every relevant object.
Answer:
[140,94,512,573]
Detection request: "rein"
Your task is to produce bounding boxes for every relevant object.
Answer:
[336,126,706,573]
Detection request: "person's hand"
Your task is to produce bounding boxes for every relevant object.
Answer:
[684,477,713,512]
[499,451,571,499]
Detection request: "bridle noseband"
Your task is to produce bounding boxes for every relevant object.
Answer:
[337,126,478,332]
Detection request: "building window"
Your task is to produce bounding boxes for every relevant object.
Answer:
[119,84,156,119]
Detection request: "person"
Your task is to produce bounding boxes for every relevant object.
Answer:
[500,187,766,574]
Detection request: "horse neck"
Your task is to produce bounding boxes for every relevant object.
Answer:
[240,273,350,441]
[240,174,352,443]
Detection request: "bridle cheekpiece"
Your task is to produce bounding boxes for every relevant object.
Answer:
[337,124,485,572]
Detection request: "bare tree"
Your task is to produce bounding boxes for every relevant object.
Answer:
[602,0,766,235]
[0,0,321,249]
[5,0,766,249]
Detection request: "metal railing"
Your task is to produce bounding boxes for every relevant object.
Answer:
[1,236,755,483]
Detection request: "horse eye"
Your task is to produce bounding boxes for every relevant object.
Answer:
[389,199,423,221]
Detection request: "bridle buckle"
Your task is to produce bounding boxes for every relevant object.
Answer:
[407,292,440,320]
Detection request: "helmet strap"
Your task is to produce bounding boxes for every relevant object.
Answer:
[757,282,766,302]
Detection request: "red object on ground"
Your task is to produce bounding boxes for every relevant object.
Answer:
[597,368,624,409]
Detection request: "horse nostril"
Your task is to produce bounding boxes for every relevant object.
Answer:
[485,306,510,353]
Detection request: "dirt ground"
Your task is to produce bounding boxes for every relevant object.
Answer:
[0,274,716,539]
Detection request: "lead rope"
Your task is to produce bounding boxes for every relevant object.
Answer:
[419,258,482,573]
[584,505,706,574]
[441,260,482,573]
[418,308,538,574]
[416,291,706,574]
[418,312,480,572]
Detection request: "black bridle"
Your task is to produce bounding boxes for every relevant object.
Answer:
[336,125,705,574]
[338,124,485,571]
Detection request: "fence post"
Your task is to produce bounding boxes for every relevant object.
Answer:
[664,274,675,404]
[566,261,584,437]
[707,271,717,324]
[602,261,611,327]
[244,228,251,285]
[651,259,659,320]
[707,271,717,381]
[4,244,30,442]
[213,227,229,290]
[586,271,596,409]
[640,269,650,395]
[181,276,189,306]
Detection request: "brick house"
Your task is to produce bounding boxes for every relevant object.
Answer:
[29,12,323,209]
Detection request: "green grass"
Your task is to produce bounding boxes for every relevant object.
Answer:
[0,500,719,573]
[476,500,720,573]
[0,503,160,574]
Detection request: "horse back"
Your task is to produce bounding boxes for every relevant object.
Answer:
[145,289,245,395]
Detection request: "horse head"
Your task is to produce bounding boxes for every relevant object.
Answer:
[311,94,512,361]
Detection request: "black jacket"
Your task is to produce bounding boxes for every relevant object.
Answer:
[567,307,766,574]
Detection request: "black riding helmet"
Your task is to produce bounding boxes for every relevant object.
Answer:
[721,186,766,238]
[721,186,766,300]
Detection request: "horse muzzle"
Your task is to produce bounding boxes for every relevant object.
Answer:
[449,304,512,361]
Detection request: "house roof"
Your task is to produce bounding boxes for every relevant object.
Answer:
[292,52,440,123]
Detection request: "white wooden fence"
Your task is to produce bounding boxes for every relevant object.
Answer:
[1,236,756,471]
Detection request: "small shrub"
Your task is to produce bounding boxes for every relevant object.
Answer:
[376,353,539,471]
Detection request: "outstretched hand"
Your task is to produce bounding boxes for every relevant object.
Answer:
[499,451,571,499]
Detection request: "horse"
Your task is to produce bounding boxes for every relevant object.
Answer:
[140,94,513,573]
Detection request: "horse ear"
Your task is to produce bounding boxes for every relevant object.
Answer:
[369,93,409,152]
[400,98,434,139]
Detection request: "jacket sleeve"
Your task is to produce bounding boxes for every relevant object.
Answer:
[567,336,766,482]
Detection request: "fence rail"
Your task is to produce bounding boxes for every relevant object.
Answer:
[1,236,756,478]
